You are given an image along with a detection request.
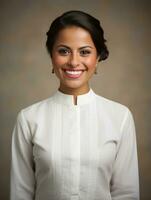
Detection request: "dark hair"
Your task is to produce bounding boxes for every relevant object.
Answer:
[46,10,109,62]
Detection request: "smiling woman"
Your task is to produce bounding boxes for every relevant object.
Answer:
[10,10,139,200]
[51,26,98,103]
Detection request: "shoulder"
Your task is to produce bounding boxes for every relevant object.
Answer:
[17,94,56,125]
[15,95,56,137]
[94,93,133,129]
[22,97,52,115]
[95,93,129,113]
[94,93,135,143]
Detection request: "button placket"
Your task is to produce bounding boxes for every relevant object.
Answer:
[70,107,80,198]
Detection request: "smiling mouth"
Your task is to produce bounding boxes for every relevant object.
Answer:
[62,69,85,79]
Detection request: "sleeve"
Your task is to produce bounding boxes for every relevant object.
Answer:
[10,110,35,200]
[110,108,140,200]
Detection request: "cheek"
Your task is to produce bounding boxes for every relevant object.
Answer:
[52,55,66,68]
[85,58,97,70]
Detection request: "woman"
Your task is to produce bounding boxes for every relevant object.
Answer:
[10,10,139,200]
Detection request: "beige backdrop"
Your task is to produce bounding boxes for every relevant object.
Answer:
[0,0,151,199]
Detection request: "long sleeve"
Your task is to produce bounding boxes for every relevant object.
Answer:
[10,111,35,200]
[10,90,140,200]
[110,109,139,200]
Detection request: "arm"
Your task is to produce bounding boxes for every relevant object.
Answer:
[10,110,35,200]
[110,109,139,200]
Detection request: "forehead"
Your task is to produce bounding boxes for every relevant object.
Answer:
[54,26,95,47]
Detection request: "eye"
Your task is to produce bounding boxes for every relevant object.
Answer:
[80,49,91,56]
[58,48,70,56]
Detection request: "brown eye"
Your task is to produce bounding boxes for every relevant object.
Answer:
[80,49,91,56]
[58,48,70,55]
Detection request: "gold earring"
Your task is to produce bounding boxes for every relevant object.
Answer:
[94,68,98,74]
[52,68,54,74]
[94,61,99,74]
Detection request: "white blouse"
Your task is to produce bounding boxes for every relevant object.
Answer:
[10,89,139,200]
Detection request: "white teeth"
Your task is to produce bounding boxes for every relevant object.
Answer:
[65,70,82,75]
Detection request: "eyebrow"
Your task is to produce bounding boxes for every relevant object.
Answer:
[56,44,94,49]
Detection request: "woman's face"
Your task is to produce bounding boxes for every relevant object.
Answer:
[51,26,98,94]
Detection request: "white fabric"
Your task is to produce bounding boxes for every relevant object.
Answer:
[10,89,139,200]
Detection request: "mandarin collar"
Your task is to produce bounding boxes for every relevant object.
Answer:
[52,88,95,106]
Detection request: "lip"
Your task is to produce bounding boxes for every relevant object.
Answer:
[62,68,85,79]
[62,68,86,71]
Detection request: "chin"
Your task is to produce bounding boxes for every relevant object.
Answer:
[61,81,87,91]
[65,84,83,90]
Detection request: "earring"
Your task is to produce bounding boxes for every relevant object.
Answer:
[94,60,99,74]
[52,68,54,74]
[94,68,98,74]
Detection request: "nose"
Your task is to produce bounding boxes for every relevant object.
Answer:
[68,52,80,68]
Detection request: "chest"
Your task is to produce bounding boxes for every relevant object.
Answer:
[33,106,118,176]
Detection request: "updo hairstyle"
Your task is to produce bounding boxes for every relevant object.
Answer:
[46,10,109,62]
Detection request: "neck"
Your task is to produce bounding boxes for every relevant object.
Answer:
[58,85,90,105]
[59,85,90,96]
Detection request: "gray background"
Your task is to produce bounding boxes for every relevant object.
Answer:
[0,0,151,199]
